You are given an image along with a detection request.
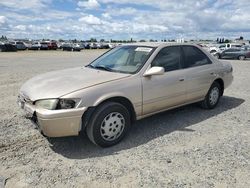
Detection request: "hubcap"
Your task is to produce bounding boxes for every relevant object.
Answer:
[209,87,220,105]
[100,112,125,141]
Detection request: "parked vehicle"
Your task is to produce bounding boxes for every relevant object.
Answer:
[29,42,48,50]
[10,41,27,50]
[40,42,49,50]
[29,42,41,50]
[100,43,110,49]
[214,48,250,60]
[241,45,250,51]
[24,42,32,49]
[218,43,242,51]
[84,43,91,49]
[47,42,58,50]
[90,43,98,49]
[79,43,85,50]
[61,43,81,51]
[209,43,242,53]
[0,43,17,52]
[18,43,233,147]
[73,44,81,51]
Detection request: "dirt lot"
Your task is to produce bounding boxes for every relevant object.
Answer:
[0,50,249,188]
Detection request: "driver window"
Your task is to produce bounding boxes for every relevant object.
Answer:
[151,46,181,72]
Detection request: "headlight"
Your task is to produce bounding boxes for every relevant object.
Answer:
[35,98,80,110]
[35,99,58,110]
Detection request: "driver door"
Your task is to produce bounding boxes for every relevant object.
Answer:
[142,46,187,115]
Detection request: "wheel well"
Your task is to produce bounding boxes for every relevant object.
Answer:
[81,97,136,131]
[99,97,136,123]
[214,78,224,96]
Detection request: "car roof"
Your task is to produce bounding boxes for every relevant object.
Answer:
[122,42,199,48]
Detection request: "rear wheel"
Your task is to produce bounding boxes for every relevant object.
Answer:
[201,82,222,109]
[86,102,131,147]
[238,55,246,60]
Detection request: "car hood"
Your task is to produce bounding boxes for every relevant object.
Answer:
[20,67,130,101]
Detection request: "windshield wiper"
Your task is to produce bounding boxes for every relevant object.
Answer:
[86,64,95,68]
[91,65,113,72]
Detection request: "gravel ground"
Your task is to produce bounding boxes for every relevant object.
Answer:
[0,50,249,188]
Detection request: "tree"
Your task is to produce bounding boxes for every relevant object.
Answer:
[240,36,244,40]
[139,39,146,42]
[90,38,97,42]
[0,35,7,41]
[100,39,105,42]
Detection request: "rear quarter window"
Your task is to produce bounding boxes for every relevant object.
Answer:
[182,46,211,68]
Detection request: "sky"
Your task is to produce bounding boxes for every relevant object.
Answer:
[0,0,250,40]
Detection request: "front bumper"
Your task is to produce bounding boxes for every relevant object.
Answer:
[18,100,87,137]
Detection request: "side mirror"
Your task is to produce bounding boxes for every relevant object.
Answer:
[143,66,164,77]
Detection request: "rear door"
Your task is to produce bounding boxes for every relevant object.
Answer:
[181,46,216,102]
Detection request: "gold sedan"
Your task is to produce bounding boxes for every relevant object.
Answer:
[18,43,233,147]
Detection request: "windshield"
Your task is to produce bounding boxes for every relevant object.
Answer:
[88,46,154,74]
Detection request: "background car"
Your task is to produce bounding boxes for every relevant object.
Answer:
[214,48,250,60]
[84,43,91,49]
[10,41,27,50]
[0,43,17,52]
[241,45,250,51]
[47,42,58,50]
[40,42,49,50]
[29,42,41,50]
[99,43,110,49]
[62,43,81,51]
[90,43,98,49]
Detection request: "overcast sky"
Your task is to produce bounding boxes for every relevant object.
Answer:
[0,0,250,40]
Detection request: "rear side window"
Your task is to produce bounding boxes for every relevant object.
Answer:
[182,46,211,68]
[151,46,181,72]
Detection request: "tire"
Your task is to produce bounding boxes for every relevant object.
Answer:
[201,82,222,109]
[86,102,131,147]
[214,53,220,59]
[238,55,246,60]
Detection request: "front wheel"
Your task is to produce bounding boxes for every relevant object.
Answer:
[86,102,131,147]
[214,53,220,59]
[238,55,246,60]
[201,82,222,109]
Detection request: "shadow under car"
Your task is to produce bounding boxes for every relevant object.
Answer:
[47,96,244,159]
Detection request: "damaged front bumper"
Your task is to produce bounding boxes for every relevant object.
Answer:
[17,96,87,137]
